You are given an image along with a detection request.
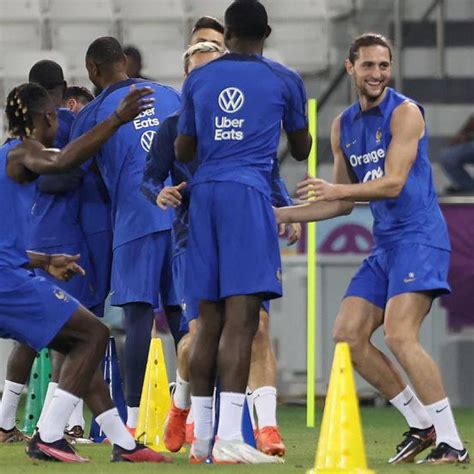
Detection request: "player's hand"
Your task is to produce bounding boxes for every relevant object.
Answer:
[278,222,301,246]
[296,177,341,201]
[114,85,155,123]
[46,254,86,281]
[156,182,187,209]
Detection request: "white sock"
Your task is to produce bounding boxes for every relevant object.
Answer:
[36,382,58,432]
[39,388,80,443]
[0,380,24,430]
[217,392,245,442]
[246,387,257,430]
[426,397,463,450]
[389,386,432,430]
[252,386,278,429]
[173,371,191,410]
[191,395,213,441]
[96,408,136,450]
[126,406,139,429]
[66,399,85,431]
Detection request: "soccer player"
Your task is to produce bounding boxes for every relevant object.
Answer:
[0,82,171,463]
[70,36,181,432]
[190,16,225,48]
[143,39,296,457]
[275,33,469,465]
[175,0,311,463]
[64,86,94,115]
[0,61,99,443]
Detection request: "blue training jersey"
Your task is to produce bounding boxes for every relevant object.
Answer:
[178,53,308,198]
[142,113,294,257]
[28,108,85,248]
[339,87,450,253]
[0,140,34,269]
[70,78,180,249]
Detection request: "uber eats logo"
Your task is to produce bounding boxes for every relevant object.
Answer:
[215,87,245,141]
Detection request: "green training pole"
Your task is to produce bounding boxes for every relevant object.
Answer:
[306,98,317,428]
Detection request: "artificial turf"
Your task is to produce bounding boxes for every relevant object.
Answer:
[0,405,472,473]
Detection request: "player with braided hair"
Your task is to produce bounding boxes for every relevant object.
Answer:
[0,82,173,463]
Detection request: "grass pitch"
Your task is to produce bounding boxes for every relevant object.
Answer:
[0,405,472,473]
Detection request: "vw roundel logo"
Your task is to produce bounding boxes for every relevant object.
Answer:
[218,87,245,113]
[140,130,156,153]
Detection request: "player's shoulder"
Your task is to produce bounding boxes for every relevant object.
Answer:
[340,100,360,124]
[143,80,181,101]
[56,107,75,123]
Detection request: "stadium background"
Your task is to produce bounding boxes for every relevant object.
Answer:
[0,0,473,409]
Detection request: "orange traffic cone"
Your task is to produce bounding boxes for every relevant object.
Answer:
[308,342,375,474]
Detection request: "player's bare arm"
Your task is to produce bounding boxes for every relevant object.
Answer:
[175,135,197,163]
[297,101,424,202]
[8,86,154,180]
[275,115,354,224]
[25,252,86,281]
[287,128,312,161]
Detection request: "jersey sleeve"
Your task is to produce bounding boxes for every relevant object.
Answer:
[141,116,177,204]
[282,71,309,133]
[177,77,196,137]
[69,103,97,172]
[270,158,293,207]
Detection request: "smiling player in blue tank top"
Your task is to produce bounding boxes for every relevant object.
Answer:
[275,33,469,465]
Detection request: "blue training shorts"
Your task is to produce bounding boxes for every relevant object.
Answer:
[0,267,79,351]
[185,182,282,302]
[172,251,199,332]
[33,240,98,310]
[345,243,451,309]
[110,231,177,307]
[174,251,271,333]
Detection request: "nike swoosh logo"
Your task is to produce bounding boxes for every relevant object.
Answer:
[459,451,468,462]
[403,278,416,283]
[204,406,213,410]
[9,390,21,396]
[231,402,243,408]
[403,396,413,406]
[436,405,448,413]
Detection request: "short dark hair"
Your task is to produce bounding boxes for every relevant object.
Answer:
[224,0,268,40]
[5,83,52,138]
[28,60,65,90]
[86,36,124,65]
[64,86,94,103]
[123,45,142,64]
[192,16,224,35]
[348,33,393,63]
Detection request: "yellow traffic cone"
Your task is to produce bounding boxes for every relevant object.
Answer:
[135,338,172,452]
[308,342,375,474]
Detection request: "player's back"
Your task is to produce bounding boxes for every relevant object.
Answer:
[179,53,307,197]
[93,79,180,249]
[0,140,33,269]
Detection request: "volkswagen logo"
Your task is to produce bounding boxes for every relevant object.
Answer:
[218,87,245,113]
[140,130,156,152]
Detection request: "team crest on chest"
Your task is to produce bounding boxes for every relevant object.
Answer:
[375,128,383,144]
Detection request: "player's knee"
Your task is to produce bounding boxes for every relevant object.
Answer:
[177,333,192,361]
[88,319,109,350]
[253,313,269,347]
[332,327,365,355]
[384,332,411,355]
